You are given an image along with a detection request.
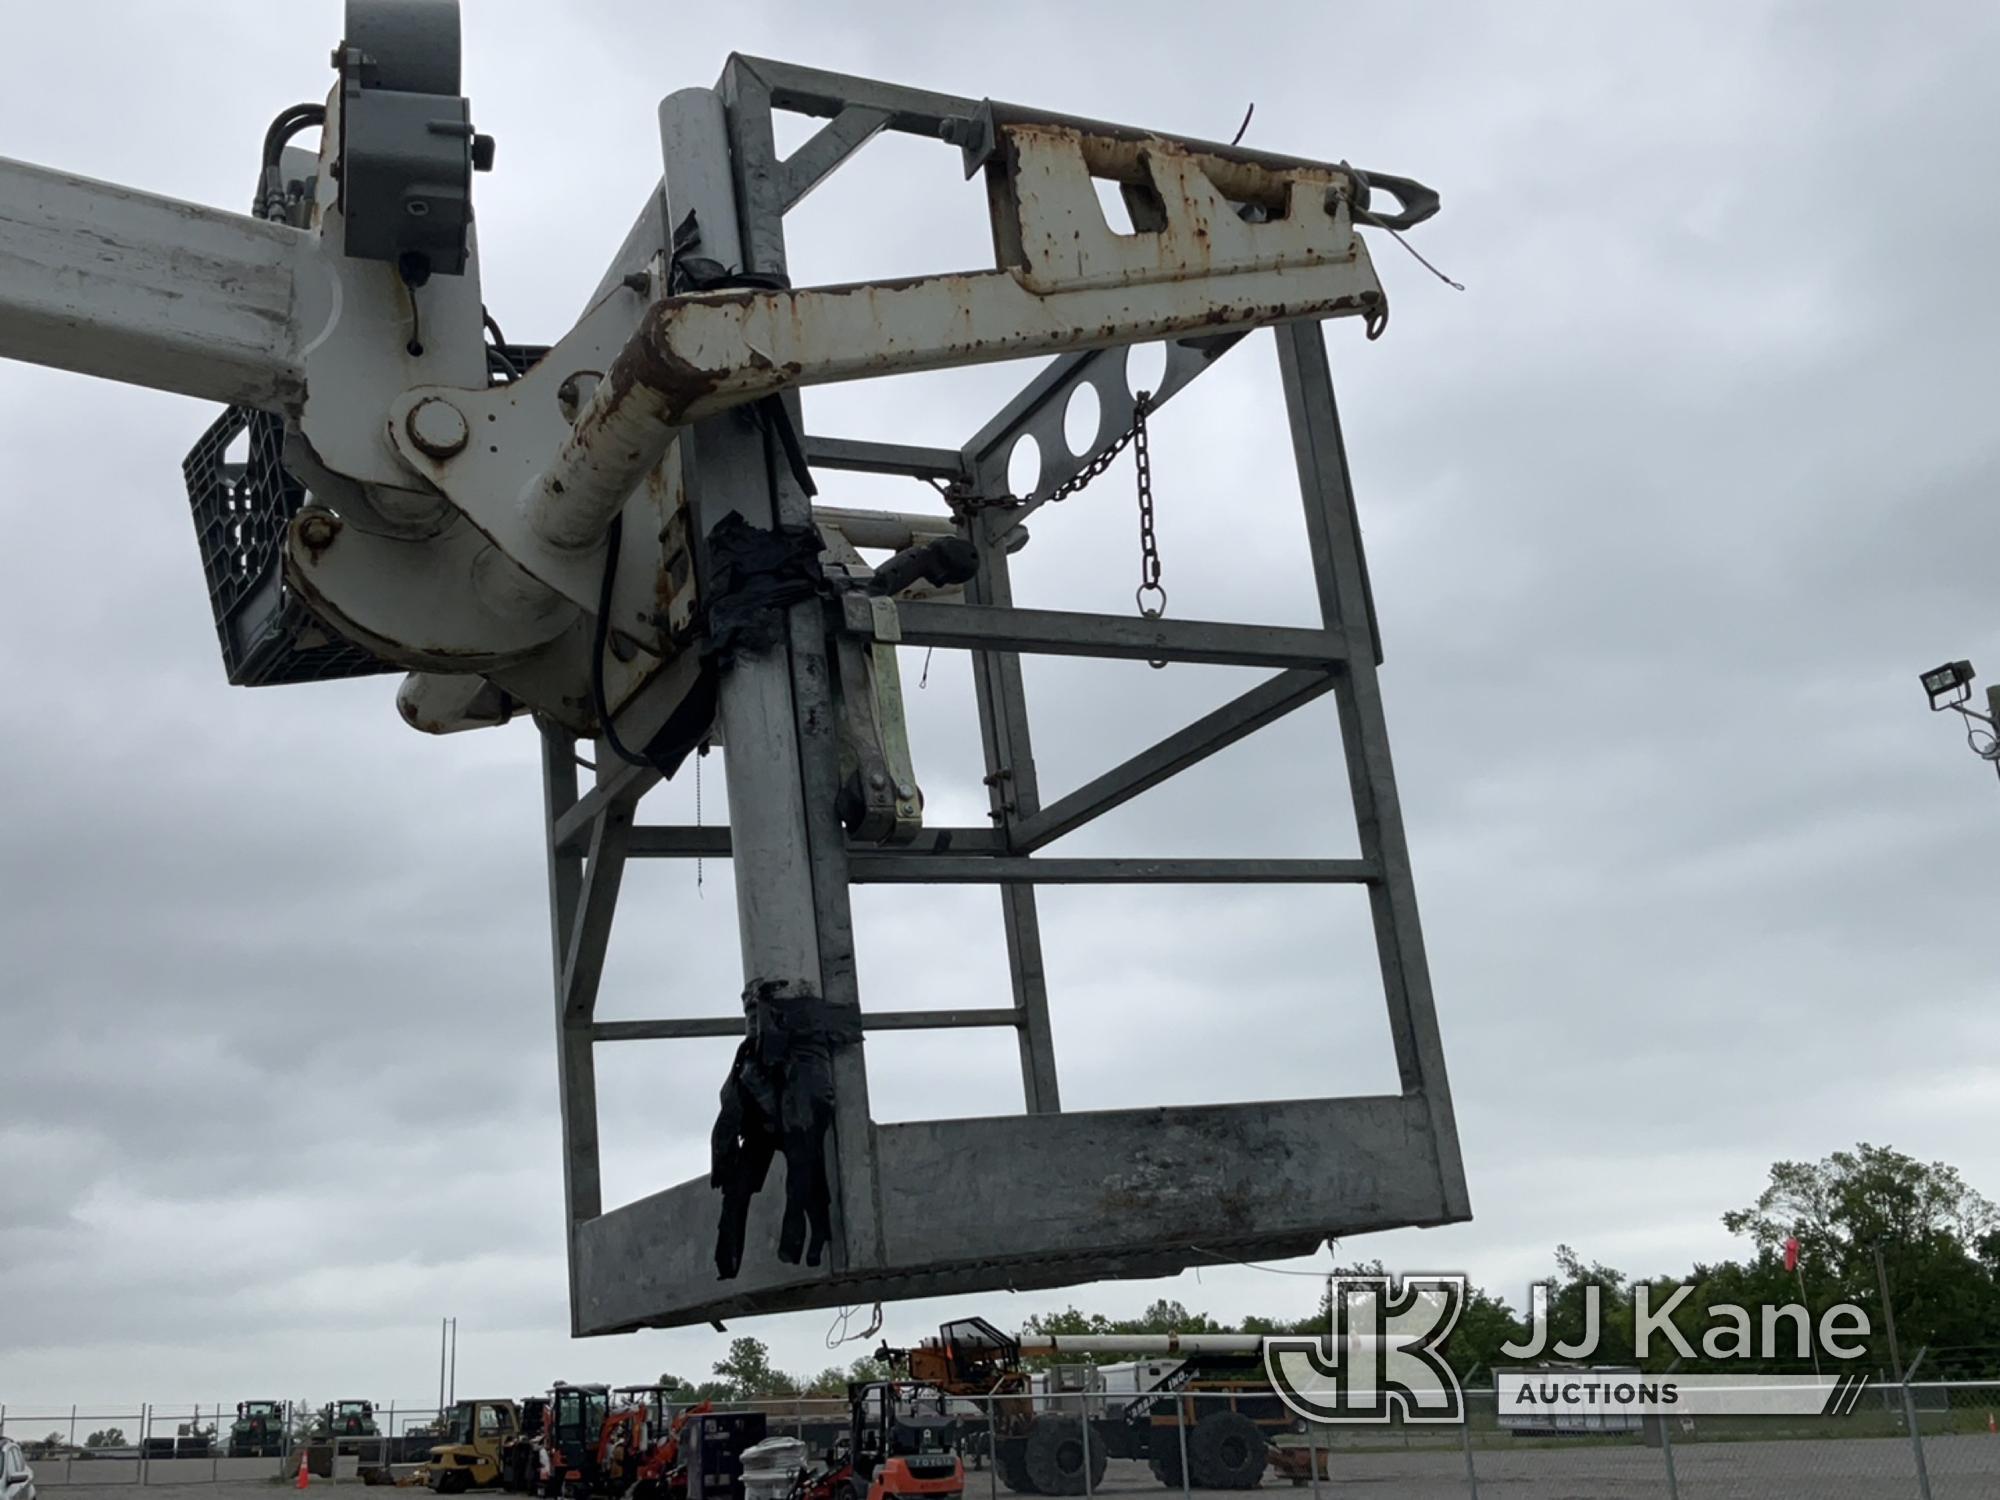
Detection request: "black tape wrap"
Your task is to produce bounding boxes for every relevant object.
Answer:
[591,206,821,776]
[709,985,862,1280]
[704,512,827,668]
[593,511,825,777]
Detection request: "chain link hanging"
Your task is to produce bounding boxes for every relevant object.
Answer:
[1129,392,1168,668]
[935,389,1169,666]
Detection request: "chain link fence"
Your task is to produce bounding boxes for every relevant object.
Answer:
[8,1382,2000,1497]
[0,1403,460,1487]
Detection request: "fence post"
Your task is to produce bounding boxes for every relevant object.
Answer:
[984,1396,998,1500]
[1459,1376,1479,1500]
[1901,1348,1933,1500]
[1307,1417,1322,1500]
[140,1403,150,1487]
[1078,1390,1092,1500]
[69,1403,78,1486]
[1653,1355,1685,1500]
[1174,1393,1191,1500]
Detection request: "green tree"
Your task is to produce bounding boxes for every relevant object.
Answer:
[1441,1284,1525,1378]
[1124,1299,1222,1334]
[1724,1142,2000,1375]
[711,1336,796,1398]
[1021,1306,1114,1339]
[800,1367,851,1397]
[85,1429,126,1449]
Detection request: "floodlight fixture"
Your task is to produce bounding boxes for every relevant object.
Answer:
[1921,660,1975,711]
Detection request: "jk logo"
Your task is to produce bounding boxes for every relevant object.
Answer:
[1264,1275,1467,1424]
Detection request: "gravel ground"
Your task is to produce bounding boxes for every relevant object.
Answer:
[36,1439,2000,1500]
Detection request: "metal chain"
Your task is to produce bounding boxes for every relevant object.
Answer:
[1131,392,1164,612]
[932,395,1150,514]
[932,392,1171,665]
[1131,392,1168,669]
[1047,399,1148,508]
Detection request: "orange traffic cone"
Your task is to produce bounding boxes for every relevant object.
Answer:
[296,1449,311,1489]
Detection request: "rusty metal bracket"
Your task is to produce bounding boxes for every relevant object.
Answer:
[503,125,1383,557]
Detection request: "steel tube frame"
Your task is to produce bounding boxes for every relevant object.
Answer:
[856,597,1347,669]
[846,856,1378,884]
[1275,317,1469,1214]
[593,1009,1021,1042]
[539,55,1467,1334]
[965,506,1064,1113]
[1011,667,1337,852]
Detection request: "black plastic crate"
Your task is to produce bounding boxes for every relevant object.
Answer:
[180,404,388,687]
[180,342,548,687]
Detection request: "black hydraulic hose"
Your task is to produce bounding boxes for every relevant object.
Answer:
[256,103,326,221]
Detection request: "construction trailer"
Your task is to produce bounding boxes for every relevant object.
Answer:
[0,0,1469,1326]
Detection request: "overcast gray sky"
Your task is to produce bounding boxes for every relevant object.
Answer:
[4,0,1999,1414]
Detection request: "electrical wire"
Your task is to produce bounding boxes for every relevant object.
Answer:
[694,745,708,896]
[826,1302,884,1349]
[591,515,652,768]
[1378,223,1466,292]
[403,278,425,357]
[1187,1243,1344,1278]
[1947,702,2000,779]
[482,309,520,381]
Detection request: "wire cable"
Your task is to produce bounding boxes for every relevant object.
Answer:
[826,1302,884,1349]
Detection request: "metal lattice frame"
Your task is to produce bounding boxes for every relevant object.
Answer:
[541,56,1469,1335]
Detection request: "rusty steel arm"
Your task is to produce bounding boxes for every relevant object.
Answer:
[529,262,1375,551]
[737,54,1440,230]
[522,121,1395,550]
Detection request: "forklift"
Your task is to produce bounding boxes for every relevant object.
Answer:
[421,1400,527,1493]
[796,1384,963,1500]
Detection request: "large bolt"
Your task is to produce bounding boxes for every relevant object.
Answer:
[406,397,470,459]
[296,510,342,557]
[557,371,603,426]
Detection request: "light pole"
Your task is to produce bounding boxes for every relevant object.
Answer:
[1919,660,2000,783]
